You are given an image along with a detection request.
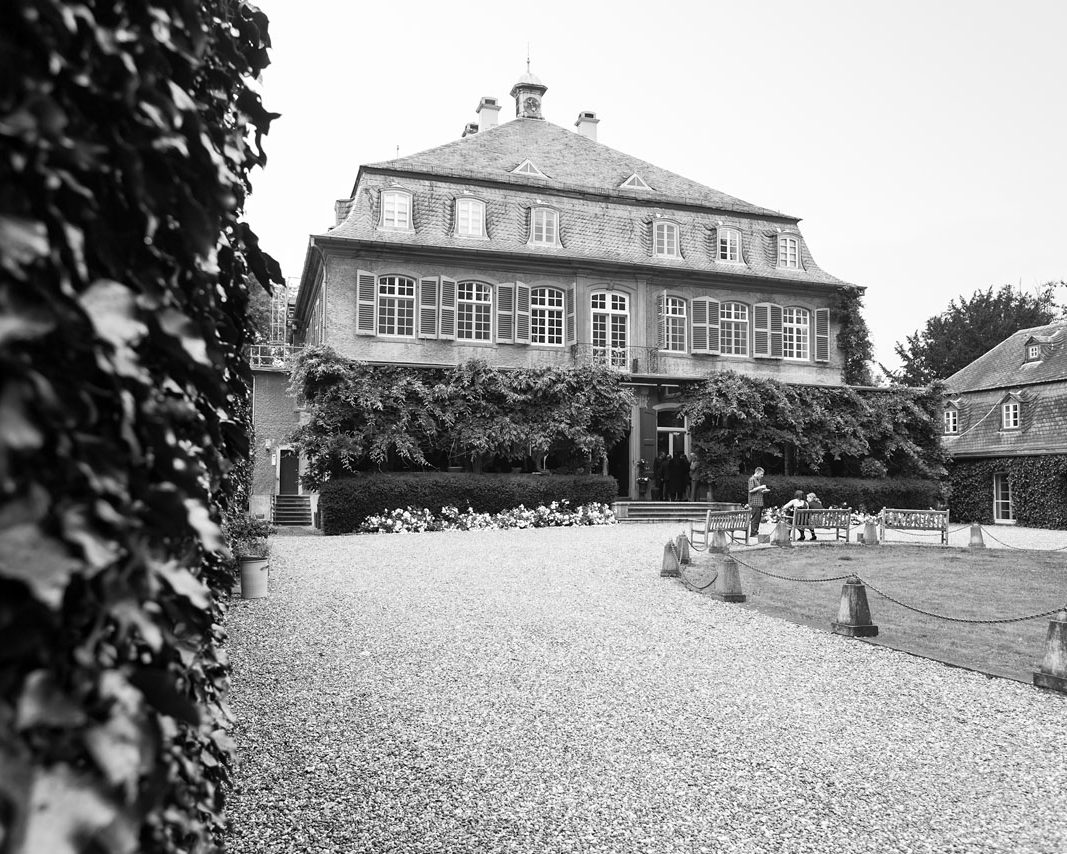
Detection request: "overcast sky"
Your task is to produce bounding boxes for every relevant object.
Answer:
[243,0,1066,371]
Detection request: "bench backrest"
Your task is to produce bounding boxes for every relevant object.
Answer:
[704,509,751,531]
[793,508,850,528]
[880,508,948,530]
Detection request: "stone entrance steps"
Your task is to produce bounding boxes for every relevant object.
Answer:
[613,501,743,524]
[273,494,312,526]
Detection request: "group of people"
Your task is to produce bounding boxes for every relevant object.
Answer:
[746,466,822,540]
[650,451,698,502]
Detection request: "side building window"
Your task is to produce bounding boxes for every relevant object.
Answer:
[380,190,412,230]
[377,275,416,336]
[944,408,958,434]
[531,287,564,345]
[1001,401,1020,430]
[720,302,748,356]
[782,307,810,360]
[457,281,492,341]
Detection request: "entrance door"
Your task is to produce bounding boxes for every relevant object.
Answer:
[992,473,1013,523]
[607,432,630,497]
[279,449,300,495]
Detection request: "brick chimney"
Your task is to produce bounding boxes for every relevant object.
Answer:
[476,96,500,130]
[462,122,479,138]
[575,111,599,141]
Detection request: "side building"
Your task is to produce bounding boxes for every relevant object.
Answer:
[941,320,1067,528]
[250,72,862,523]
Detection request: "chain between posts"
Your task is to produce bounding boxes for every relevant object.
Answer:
[858,576,1065,624]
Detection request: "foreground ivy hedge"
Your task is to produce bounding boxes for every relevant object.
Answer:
[947,456,1067,528]
[320,473,619,535]
[709,476,943,514]
[0,2,281,852]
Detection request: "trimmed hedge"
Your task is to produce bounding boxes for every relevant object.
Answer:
[709,475,943,514]
[321,473,619,535]
[947,455,1067,529]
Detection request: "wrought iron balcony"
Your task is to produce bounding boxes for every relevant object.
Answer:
[571,343,659,374]
[249,343,303,371]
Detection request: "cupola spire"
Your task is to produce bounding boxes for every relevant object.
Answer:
[510,65,547,120]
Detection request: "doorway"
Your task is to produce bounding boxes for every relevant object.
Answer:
[279,449,300,495]
[992,473,1013,523]
[607,432,630,497]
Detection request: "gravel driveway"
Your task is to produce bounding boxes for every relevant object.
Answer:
[225,525,1067,854]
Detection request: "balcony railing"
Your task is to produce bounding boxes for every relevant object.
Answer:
[249,343,303,371]
[571,343,659,374]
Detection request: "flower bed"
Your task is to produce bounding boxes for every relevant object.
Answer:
[358,501,617,534]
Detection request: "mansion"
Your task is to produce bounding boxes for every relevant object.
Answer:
[250,71,861,523]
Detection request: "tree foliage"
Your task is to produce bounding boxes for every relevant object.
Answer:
[885,282,1064,385]
[681,372,947,480]
[0,2,281,852]
[836,286,875,386]
[290,347,635,490]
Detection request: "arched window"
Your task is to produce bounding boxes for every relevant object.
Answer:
[529,208,559,246]
[653,221,680,257]
[782,307,810,360]
[455,198,486,238]
[531,287,564,345]
[661,296,687,353]
[591,291,629,368]
[377,275,416,336]
[457,281,492,341]
[777,235,800,268]
[717,228,742,263]
[720,302,749,356]
[380,190,412,230]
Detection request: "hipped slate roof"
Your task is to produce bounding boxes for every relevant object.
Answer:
[944,321,1067,393]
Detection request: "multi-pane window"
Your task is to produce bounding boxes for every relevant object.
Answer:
[1001,401,1020,429]
[530,208,558,245]
[778,236,800,268]
[944,408,958,434]
[591,292,629,369]
[377,276,415,336]
[268,287,289,343]
[381,191,411,230]
[457,281,492,341]
[993,473,1014,522]
[531,287,564,345]
[662,296,686,352]
[1027,344,1041,361]
[456,198,485,238]
[782,307,810,360]
[720,302,749,356]
[718,228,741,262]
[653,222,680,257]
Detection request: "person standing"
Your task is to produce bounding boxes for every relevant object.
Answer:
[667,450,690,501]
[747,466,769,536]
[651,451,669,501]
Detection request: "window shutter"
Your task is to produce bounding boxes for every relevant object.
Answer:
[565,286,576,345]
[438,276,456,340]
[814,307,830,362]
[769,304,783,358]
[515,282,531,344]
[356,270,376,335]
[418,276,438,339]
[692,298,708,353]
[753,303,770,356]
[497,282,515,343]
[705,298,720,355]
[655,293,665,349]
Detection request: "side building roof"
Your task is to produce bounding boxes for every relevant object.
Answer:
[944,321,1067,393]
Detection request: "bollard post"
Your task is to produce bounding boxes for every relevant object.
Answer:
[1033,610,1067,693]
[709,556,746,602]
[862,519,879,546]
[830,575,879,637]
[675,533,691,565]
[968,524,986,549]
[709,530,730,554]
[660,541,680,577]
[771,520,792,548]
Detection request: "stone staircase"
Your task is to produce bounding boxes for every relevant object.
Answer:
[613,501,743,524]
[272,494,312,526]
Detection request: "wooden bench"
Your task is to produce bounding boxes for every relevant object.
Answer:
[878,508,949,545]
[791,508,852,542]
[690,508,751,548]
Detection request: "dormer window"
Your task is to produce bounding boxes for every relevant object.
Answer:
[777,235,800,268]
[455,198,486,238]
[620,173,651,190]
[512,159,547,178]
[380,190,412,230]
[1001,401,1020,430]
[529,207,559,246]
[943,407,958,434]
[1026,343,1042,362]
[653,221,680,258]
[718,228,742,263]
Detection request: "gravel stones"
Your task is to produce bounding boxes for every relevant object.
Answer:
[225,526,1067,853]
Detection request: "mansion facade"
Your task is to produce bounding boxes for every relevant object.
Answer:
[250,71,861,522]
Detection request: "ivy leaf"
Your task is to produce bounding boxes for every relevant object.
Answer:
[79,280,146,349]
[158,308,210,366]
[155,560,209,609]
[15,670,87,730]
[84,713,150,792]
[0,523,81,609]
[184,498,225,553]
[0,216,49,278]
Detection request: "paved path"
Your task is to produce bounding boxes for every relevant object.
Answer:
[226,526,1067,854]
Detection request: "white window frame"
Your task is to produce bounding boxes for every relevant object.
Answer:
[777,235,800,269]
[380,190,413,231]
[1001,401,1020,430]
[455,198,486,239]
[591,291,630,369]
[943,408,958,434]
[531,287,564,345]
[457,281,493,342]
[993,473,1014,523]
[653,221,680,258]
[529,208,559,246]
[661,296,687,353]
[782,307,810,360]
[720,302,749,356]
[377,275,416,337]
[717,228,742,263]
[1027,344,1041,361]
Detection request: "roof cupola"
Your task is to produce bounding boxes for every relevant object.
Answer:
[510,64,547,119]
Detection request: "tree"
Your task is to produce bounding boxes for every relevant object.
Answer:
[884,282,1064,385]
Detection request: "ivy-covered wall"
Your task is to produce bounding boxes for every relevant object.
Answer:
[947,455,1067,529]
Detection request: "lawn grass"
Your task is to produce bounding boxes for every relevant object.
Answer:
[687,544,1067,683]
